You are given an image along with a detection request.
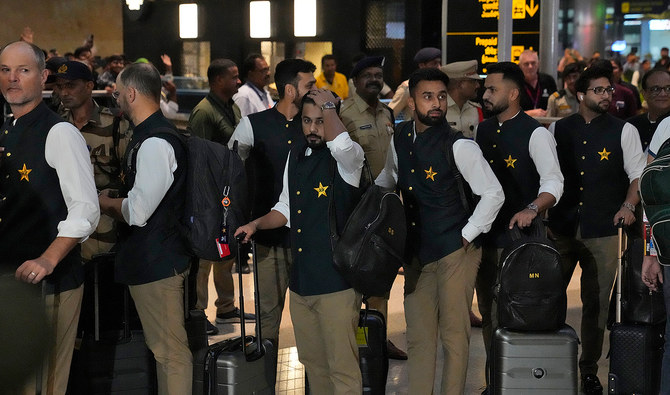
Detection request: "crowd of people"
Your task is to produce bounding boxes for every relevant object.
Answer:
[2,31,670,395]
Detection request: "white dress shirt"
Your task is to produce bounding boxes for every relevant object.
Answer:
[375,124,505,242]
[648,116,670,158]
[121,138,177,227]
[42,121,100,240]
[271,133,365,227]
[233,82,274,118]
[549,120,646,183]
[228,116,255,161]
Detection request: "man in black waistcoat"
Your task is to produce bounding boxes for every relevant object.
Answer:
[475,61,564,392]
[0,41,99,394]
[98,63,192,394]
[236,88,365,394]
[548,65,646,394]
[376,68,504,395]
[228,59,316,365]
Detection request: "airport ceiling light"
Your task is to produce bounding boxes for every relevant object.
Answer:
[294,0,316,37]
[179,4,198,39]
[250,1,271,38]
[126,0,143,11]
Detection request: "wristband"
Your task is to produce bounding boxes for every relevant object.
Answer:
[621,202,635,212]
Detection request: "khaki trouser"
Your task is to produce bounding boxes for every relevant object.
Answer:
[553,232,618,376]
[129,271,193,395]
[256,244,291,341]
[22,285,84,395]
[290,288,362,395]
[195,258,235,315]
[404,245,482,395]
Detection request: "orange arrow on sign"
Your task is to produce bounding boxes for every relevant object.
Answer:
[526,0,538,17]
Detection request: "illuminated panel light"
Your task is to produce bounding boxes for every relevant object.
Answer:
[250,1,271,38]
[650,19,670,31]
[179,4,198,39]
[623,20,641,26]
[624,13,644,19]
[294,0,316,37]
[126,0,143,10]
[611,40,627,52]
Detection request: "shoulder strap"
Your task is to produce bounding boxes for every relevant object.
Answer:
[443,129,473,214]
[328,158,339,251]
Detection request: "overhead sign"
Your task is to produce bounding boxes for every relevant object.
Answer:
[446,0,540,72]
[615,0,670,15]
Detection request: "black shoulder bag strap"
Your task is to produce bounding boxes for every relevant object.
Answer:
[443,130,473,214]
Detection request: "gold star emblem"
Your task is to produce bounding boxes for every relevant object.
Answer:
[504,155,517,168]
[18,163,32,181]
[598,147,611,161]
[424,166,437,181]
[314,182,329,198]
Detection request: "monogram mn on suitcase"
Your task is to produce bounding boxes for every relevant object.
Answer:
[357,309,388,395]
[192,237,276,395]
[608,221,665,394]
[490,325,579,394]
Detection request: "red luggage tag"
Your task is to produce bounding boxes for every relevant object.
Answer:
[216,186,232,258]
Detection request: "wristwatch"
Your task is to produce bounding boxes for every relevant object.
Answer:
[321,101,337,111]
[526,203,539,212]
[621,202,635,213]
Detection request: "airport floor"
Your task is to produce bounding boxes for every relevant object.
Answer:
[203,264,605,394]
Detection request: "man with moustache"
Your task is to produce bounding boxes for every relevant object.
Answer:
[188,58,253,336]
[627,68,670,151]
[228,59,316,375]
[339,55,406,360]
[376,68,504,394]
[442,59,484,138]
[476,62,564,393]
[234,53,274,117]
[389,47,443,121]
[548,64,646,394]
[0,41,99,395]
[235,88,365,394]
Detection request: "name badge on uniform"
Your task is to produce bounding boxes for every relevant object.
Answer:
[359,124,373,130]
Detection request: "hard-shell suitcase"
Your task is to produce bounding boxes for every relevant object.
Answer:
[490,325,579,394]
[357,308,388,395]
[68,252,157,395]
[193,237,276,395]
[608,221,665,394]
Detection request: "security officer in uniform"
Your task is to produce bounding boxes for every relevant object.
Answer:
[476,62,564,393]
[235,88,365,394]
[55,60,132,260]
[442,60,483,138]
[548,64,646,394]
[339,55,407,359]
[547,62,583,118]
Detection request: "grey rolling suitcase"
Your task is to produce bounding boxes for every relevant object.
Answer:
[193,236,276,395]
[491,325,579,394]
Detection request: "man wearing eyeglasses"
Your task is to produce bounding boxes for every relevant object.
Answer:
[627,69,670,151]
[547,64,646,395]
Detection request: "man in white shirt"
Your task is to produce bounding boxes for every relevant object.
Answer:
[99,63,193,394]
[376,68,504,395]
[234,53,274,117]
[0,40,99,395]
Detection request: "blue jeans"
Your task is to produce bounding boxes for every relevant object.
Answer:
[662,265,670,394]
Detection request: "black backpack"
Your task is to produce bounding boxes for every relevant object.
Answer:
[329,161,407,298]
[125,128,247,261]
[494,217,567,331]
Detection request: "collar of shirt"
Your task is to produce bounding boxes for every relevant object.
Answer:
[498,110,522,127]
[64,99,103,128]
[207,91,236,110]
[245,81,269,104]
[133,110,171,137]
[352,92,383,115]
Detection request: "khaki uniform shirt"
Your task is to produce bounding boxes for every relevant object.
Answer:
[63,101,132,260]
[340,93,394,177]
[446,94,482,139]
[546,89,579,118]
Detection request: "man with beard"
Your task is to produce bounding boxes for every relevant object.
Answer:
[339,55,407,360]
[389,47,443,122]
[475,61,564,393]
[228,59,316,379]
[547,65,645,394]
[376,68,504,394]
[627,68,670,151]
[235,88,365,394]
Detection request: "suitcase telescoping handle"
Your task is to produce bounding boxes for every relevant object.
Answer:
[235,233,265,362]
[615,218,626,324]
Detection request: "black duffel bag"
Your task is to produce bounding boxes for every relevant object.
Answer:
[495,217,567,331]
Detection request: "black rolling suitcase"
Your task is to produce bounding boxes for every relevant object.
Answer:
[67,253,157,395]
[357,308,388,395]
[192,237,276,395]
[608,222,665,394]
